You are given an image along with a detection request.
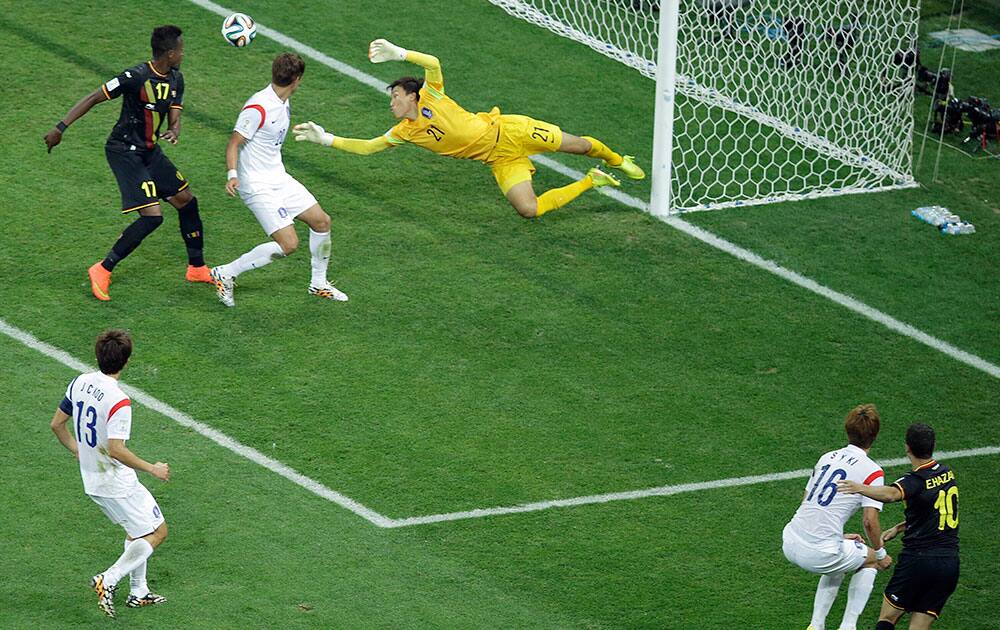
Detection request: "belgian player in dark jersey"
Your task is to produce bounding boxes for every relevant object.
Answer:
[43,25,211,301]
[838,423,959,629]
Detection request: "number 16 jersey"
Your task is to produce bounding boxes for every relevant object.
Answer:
[787,443,885,548]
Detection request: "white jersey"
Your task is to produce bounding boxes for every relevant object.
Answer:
[60,372,138,498]
[234,84,291,186]
[786,444,884,548]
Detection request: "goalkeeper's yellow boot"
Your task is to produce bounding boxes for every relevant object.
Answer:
[185,264,212,283]
[587,168,621,188]
[608,155,645,180]
[88,262,112,302]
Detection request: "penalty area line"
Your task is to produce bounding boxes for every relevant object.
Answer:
[189,0,1000,382]
[388,446,1000,527]
[5,317,997,529]
[0,318,395,529]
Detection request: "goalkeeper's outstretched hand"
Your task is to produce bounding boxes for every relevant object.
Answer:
[369,39,406,63]
[293,122,334,147]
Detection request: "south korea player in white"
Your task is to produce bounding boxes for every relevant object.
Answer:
[211,52,347,307]
[783,404,894,630]
[50,330,170,619]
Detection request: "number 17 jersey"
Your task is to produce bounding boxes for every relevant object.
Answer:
[787,443,885,547]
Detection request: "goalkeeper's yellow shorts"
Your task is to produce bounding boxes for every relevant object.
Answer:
[487,114,563,195]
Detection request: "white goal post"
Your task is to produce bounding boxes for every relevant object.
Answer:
[488,0,921,215]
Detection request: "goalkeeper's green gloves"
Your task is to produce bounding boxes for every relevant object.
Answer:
[292,121,334,147]
[368,38,406,63]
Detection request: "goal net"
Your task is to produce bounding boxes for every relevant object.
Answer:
[487,0,921,214]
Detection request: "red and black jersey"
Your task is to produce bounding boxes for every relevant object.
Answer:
[101,61,184,151]
[892,460,960,555]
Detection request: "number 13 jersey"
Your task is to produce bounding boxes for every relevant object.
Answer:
[59,372,137,498]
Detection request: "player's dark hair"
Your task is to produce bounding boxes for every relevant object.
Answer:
[95,329,133,375]
[906,423,936,459]
[388,76,423,96]
[272,52,305,87]
[845,403,880,449]
[151,25,183,58]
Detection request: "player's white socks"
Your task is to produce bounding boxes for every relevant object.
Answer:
[839,568,877,630]
[102,538,154,587]
[308,228,331,287]
[223,241,286,278]
[123,538,149,597]
[810,572,845,630]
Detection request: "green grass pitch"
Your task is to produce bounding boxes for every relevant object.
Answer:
[1,1,998,627]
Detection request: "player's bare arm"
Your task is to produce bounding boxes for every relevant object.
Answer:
[837,479,903,503]
[107,438,170,481]
[862,505,884,552]
[49,408,78,458]
[43,88,109,152]
[225,132,246,196]
[160,108,182,144]
[881,521,906,543]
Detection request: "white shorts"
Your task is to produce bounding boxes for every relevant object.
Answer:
[782,523,867,575]
[239,174,318,236]
[89,484,165,539]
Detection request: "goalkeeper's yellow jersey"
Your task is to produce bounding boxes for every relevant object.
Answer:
[384,81,500,162]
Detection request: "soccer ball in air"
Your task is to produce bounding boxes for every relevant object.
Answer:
[222,13,257,47]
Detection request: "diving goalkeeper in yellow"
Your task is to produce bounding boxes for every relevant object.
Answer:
[292,39,644,218]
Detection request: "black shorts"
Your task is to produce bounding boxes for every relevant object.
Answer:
[884,550,960,619]
[105,144,189,213]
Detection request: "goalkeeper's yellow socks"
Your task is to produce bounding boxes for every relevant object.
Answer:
[535,175,595,217]
[535,169,621,216]
[582,136,623,167]
[583,137,646,180]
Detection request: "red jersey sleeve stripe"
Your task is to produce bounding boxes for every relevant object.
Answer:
[243,104,266,129]
[107,398,131,422]
[863,470,884,485]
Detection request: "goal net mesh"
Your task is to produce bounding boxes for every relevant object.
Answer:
[487,0,920,212]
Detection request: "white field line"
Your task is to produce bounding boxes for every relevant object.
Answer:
[389,446,1000,527]
[0,0,931,525]
[191,0,1000,380]
[4,317,998,529]
[0,318,394,529]
[544,154,1000,380]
